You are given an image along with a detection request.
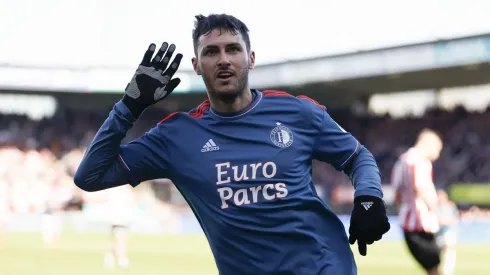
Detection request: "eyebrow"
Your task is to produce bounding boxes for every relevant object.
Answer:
[202,43,242,50]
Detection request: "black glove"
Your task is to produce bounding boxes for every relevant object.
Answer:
[122,42,183,118]
[348,195,390,256]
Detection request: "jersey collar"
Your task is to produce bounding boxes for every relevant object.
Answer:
[209,89,263,119]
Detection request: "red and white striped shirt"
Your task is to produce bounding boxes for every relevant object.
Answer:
[391,148,439,233]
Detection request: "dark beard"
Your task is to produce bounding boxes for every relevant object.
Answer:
[204,68,249,103]
[215,90,242,103]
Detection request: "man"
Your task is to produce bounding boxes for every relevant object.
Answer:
[0,171,8,248]
[436,189,459,275]
[103,185,135,269]
[74,13,390,274]
[391,129,443,275]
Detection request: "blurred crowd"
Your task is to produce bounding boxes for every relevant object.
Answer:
[460,206,490,221]
[0,145,83,216]
[316,106,490,190]
[0,104,489,218]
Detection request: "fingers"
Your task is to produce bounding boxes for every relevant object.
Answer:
[383,220,391,234]
[158,44,176,71]
[349,221,390,257]
[358,240,367,256]
[348,234,356,245]
[154,78,181,102]
[152,42,169,69]
[141,42,180,71]
[162,53,183,78]
[164,78,181,94]
[350,233,368,256]
[141,43,156,66]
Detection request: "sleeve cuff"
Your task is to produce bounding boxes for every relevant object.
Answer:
[114,100,137,124]
[354,189,383,199]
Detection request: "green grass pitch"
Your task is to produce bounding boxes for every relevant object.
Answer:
[0,233,488,275]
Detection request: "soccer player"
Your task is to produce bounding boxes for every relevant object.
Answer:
[0,175,8,248]
[436,189,459,275]
[74,13,390,274]
[391,129,443,275]
[103,185,135,269]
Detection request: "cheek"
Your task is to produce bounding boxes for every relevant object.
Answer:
[199,59,215,72]
[234,54,249,67]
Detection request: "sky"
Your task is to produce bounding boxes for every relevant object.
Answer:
[0,0,489,71]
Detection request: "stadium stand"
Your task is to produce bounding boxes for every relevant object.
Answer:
[1,104,489,219]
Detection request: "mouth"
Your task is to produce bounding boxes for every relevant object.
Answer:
[216,71,235,81]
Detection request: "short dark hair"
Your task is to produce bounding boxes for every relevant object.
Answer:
[192,14,251,55]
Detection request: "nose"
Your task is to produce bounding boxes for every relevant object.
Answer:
[217,51,231,68]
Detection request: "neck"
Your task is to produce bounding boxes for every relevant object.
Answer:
[209,88,253,113]
[413,144,428,159]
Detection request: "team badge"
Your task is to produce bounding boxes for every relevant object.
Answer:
[270,122,293,148]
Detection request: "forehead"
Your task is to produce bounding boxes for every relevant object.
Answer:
[197,28,246,49]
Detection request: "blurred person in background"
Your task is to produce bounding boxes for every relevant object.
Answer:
[0,146,24,247]
[41,170,74,247]
[436,189,459,275]
[391,129,443,275]
[103,185,135,269]
[40,150,65,247]
[0,165,8,248]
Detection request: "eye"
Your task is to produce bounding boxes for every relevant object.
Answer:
[204,48,218,56]
[227,46,240,53]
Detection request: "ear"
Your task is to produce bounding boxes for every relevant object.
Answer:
[248,50,255,70]
[192,57,201,75]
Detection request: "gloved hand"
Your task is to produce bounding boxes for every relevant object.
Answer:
[122,42,183,118]
[348,195,390,256]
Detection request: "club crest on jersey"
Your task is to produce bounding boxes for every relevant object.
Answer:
[270,122,293,148]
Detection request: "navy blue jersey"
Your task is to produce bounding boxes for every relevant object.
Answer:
[75,89,383,275]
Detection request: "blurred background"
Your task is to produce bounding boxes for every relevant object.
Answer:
[1,0,490,274]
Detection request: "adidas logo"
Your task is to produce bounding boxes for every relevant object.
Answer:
[201,139,220,152]
[361,201,373,210]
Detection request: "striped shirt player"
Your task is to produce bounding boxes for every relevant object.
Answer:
[391,129,443,275]
[392,147,439,233]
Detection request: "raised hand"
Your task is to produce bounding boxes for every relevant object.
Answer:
[122,42,183,118]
